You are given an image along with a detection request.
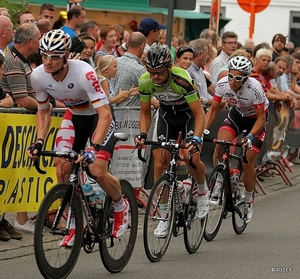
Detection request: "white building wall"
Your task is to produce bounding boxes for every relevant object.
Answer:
[195,0,300,47]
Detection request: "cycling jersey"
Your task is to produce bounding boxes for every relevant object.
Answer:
[139,66,199,111]
[214,76,269,117]
[31,59,109,115]
[30,59,114,160]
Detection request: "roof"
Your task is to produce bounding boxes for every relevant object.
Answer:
[28,0,227,20]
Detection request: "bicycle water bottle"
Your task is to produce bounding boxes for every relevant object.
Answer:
[82,183,96,207]
[93,183,106,209]
[177,180,185,203]
[182,178,192,204]
[230,168,240,190]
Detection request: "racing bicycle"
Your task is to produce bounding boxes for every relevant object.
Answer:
[203,137,251,241]
[32,133,138,279]
[137,136,207,262]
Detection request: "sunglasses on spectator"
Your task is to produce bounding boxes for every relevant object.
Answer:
[40,51,66,61]
[176,47,194,58]
[228,73,247,82]
[148,68,168,76]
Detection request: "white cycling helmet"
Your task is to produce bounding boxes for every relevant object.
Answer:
[228,56,252,75]
[40,29,72,53]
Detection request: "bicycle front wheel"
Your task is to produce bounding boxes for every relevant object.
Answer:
[99,179,138,273]
[143,174,175,262]
[34,183,83,279]
[183,179,207,254]
[204,167,226,241]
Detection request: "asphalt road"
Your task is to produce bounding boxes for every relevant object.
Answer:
[1,185,299,279]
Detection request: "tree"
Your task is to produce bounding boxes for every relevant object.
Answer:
[1,0,30,26]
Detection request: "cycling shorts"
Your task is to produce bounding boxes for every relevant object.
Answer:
[220,107,268,153]
[154,106,195,143]
[54,109,115,161]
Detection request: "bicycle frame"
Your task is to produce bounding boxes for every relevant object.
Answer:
[34,151,103,239]
[141,138,207,262]
[138,139,196,231]
[219,145,244,212]
[150,142,184,220]
[204,137,247,212]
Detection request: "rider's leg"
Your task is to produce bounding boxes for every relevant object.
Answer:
[54,157,73,183]
[241,150,257,203]
[152,148,171,212]
[89,159,128,238]
[183,148,209,218]
[213,129,235,165]
[152,148,171,237]
[90,159,121,200]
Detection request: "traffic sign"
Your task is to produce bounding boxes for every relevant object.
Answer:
[237,0,270,14]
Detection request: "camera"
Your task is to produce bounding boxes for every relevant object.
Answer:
[70,37,86,54]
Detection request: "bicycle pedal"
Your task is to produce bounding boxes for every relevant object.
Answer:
[51,229,66,236]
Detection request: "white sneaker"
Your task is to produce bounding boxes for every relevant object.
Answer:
[154,221,169,238]
[14,219,35,234]
[196,191,210,219]
[212,174,223,199]
[245,201,253,224]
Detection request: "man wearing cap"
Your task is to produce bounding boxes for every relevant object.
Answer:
[53,11,67,29]
[138,17,166,52]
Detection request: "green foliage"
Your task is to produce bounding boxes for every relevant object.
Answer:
[1,0,30,26]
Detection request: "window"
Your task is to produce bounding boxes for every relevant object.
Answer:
[289,12,300,48]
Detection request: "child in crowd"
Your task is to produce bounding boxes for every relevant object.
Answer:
[77,32,96,67]
[95,55,138,106]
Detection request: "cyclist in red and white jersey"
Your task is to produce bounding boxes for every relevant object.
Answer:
[205,55,269,223]
[28,30,129,246]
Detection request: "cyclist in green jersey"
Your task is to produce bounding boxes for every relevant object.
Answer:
[135,44,209,238]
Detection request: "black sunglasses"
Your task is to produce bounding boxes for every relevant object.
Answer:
[176,47,194,58]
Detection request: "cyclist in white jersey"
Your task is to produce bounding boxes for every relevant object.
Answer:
[28,30,129,247]
[205,56,269,223]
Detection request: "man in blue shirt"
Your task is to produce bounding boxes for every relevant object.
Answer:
[61,6,86,38]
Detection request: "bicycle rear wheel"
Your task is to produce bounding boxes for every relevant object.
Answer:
[204,167,226,241]
[143,174,174,262]
[183,179,207,253]
[34,183,83,279]
[99,179,138,273]
[232,185,248,234]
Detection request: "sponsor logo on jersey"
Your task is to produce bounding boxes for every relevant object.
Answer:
[237,100,246,106]
[153,92,183,101]
[68,83,74,89]
[173,75,190,89]
[85,70,102,93]
[229,97,237,105]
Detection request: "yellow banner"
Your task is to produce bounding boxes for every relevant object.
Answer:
[0,113,61,214]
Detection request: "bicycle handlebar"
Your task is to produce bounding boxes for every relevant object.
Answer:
[33,150,79,175]
[203,137,248,164]
[136,140,197,169]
